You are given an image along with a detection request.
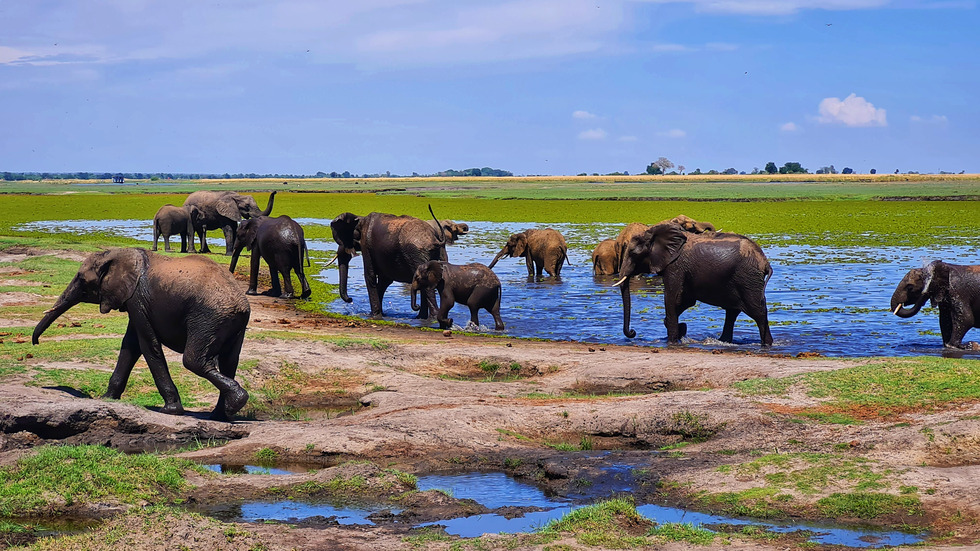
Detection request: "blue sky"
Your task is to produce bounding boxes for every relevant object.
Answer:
[1,0,977,176]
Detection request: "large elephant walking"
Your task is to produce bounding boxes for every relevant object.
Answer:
[331,209,447,319]
[616,223,773,346]
[891,260,980,348]
[230,215,311,299]
[488,228,569,279]
[183,191,276,255]
[33,248,251,421]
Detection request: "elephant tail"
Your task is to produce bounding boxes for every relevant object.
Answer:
[562,247,572,267]
[427,204,445,244]
[764,262,773,285]
[303,240,311,267]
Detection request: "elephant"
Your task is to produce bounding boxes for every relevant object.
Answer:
[229,215,311,299]
[592,239,619,275]
[330,208,447,319]
[615,223,773,346]
[152,204,198,253]
[891,260,980,348]
[426,219,470,244]
[410,260,504,330]
[33,248,250,421]
[488,228,570,279]
[183,190,276,255]
[668,214,716,234]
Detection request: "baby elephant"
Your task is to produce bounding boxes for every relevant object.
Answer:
[152,204,197,253]
[229,215,311,299]
[410,260,504,330]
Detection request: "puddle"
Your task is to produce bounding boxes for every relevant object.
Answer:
[198,470,926,547]
[202,464,311,475]
[19,218,980,358]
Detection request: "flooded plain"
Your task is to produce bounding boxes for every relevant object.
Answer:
[18,218,980,358]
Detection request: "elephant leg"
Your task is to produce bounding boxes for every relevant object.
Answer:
[278,268,295,298]
[152,226,160,251]
[104,321,143,400]
[296,261,311,299]
[467,303,481,328]
[438,295,454,329]
[179,233,188,253]
[422,287,439,320]
[135,330,184,415]
[372,277,392,318]
[163,235,172,252]
[490,291,505,330]
[744,297,773,347]
[943,304,971,349]
[939,305,954,347]
[246,250,261,295]
[213,323,248,420]
[183,335,248,421]
[720,309,739,343]
[362,255,385,317]
[198,229,211,254]
[664,292,695,344]
[268,264,283,297]
[222,224,236,256]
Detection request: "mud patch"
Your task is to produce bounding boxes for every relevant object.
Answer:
[425,355,556,381]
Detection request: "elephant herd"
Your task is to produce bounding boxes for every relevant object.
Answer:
[31,195,980,423]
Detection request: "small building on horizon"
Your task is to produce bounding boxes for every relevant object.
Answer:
[112,174,124,183]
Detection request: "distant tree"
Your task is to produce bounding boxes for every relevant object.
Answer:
[841,167,854,174]
[677,165,686,175]
[342,171,351,178]
[870,169,877,174]
[690,168,702,175]
[764,162,778,175]
[894,169,899,174]
[654,157,675,174]
[645,163,663,175]
[778,162,807,174]
[722,168,738,175]
[315,171,327,177]
[707,170,719,175]
[577,173,587,176]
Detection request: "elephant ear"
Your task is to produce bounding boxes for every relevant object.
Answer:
[512,233,528,257]
[429,261,445,285]
[238,219,259,251]
[331,213,361,255]
[924,260,950,305]
[215,197,241,221]
[97,248,145,314]
[646,223,687,274]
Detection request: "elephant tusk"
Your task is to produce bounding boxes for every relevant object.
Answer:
[324,254,339,267]
[43,307,55,314]
[893,304,902,315]
[611,276,629,287]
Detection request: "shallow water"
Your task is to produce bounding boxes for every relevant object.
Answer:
[19,218,980,358]
[209,471,925,547]
[202,464,309,475]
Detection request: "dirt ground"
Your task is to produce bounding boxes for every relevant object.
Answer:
[2,249,980,550]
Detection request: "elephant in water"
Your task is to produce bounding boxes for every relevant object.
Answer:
[426,219,470,244]
[230,215,311,299]
[488,228,570,279]
[891,260,980,348]
[410,260,504,330]
[616,222,773,346]
[613,215,715,276]
[33,248,250,421]
[592,239,618,275]
[330,207,447,319]
[152,204,198,253]
[183,190,276,255]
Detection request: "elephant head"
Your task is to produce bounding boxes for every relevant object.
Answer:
[615,224,688,338]
[234,191,276,219]
[891,261,945,318]
[34,249,146,343]
[488,233,529,269]
[330,212,362,303]
[671,215,716,234]
[441,220,469,244]
[410,260,444,312]
[229,218,261,274]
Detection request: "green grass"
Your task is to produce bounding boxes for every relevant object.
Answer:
[28,365,213,409]
[648,522,717,545]
[540,498,651,548]
[733,357,980,422]
[0,445,197,516]
[817,492,923,519]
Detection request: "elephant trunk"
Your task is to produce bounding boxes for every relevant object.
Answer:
[229,243,244,274]
[261,191,276,216]
[410,281,421,312]
[618,276,636,339]
[33,277,83,344]
[891,292,928,318]
[488,249,506,270]
[337,250,353,303]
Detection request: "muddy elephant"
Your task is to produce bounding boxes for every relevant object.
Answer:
[426,219,470,245]
[183,190,276,255]
[229,215,311,299]
[592,239,618,275]
[152,204,198,253]
[488,228,570,279]
[613,216,715,275]
[330,208,447,319]
[33,248,250,421]
[891,260,980,348]
[616,223,773,346]
[410,260,504,330]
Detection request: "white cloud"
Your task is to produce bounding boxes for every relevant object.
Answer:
[910,114,948,124]
[639,0,891,15]
[578,128,608,140]
[816,93,887,127]
[658,129,687,138]
[573,110,598,119]
[780,122,799,131]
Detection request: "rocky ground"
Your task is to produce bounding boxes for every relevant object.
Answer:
[2,249,980,550]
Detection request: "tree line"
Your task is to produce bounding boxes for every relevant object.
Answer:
[2,167,514,182]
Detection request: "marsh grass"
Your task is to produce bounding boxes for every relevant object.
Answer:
[0,445,197,516]
[539,498,651,547]
[734,357,980,422]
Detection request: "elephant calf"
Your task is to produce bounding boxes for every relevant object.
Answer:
[33,248,251,421]
[152,204,196,253]
[411,260,504,330]
[426,219,470,244]
[592,239,618,275]
[230,215,311,299]
[489,228,570,279]
[892,260,980,348]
